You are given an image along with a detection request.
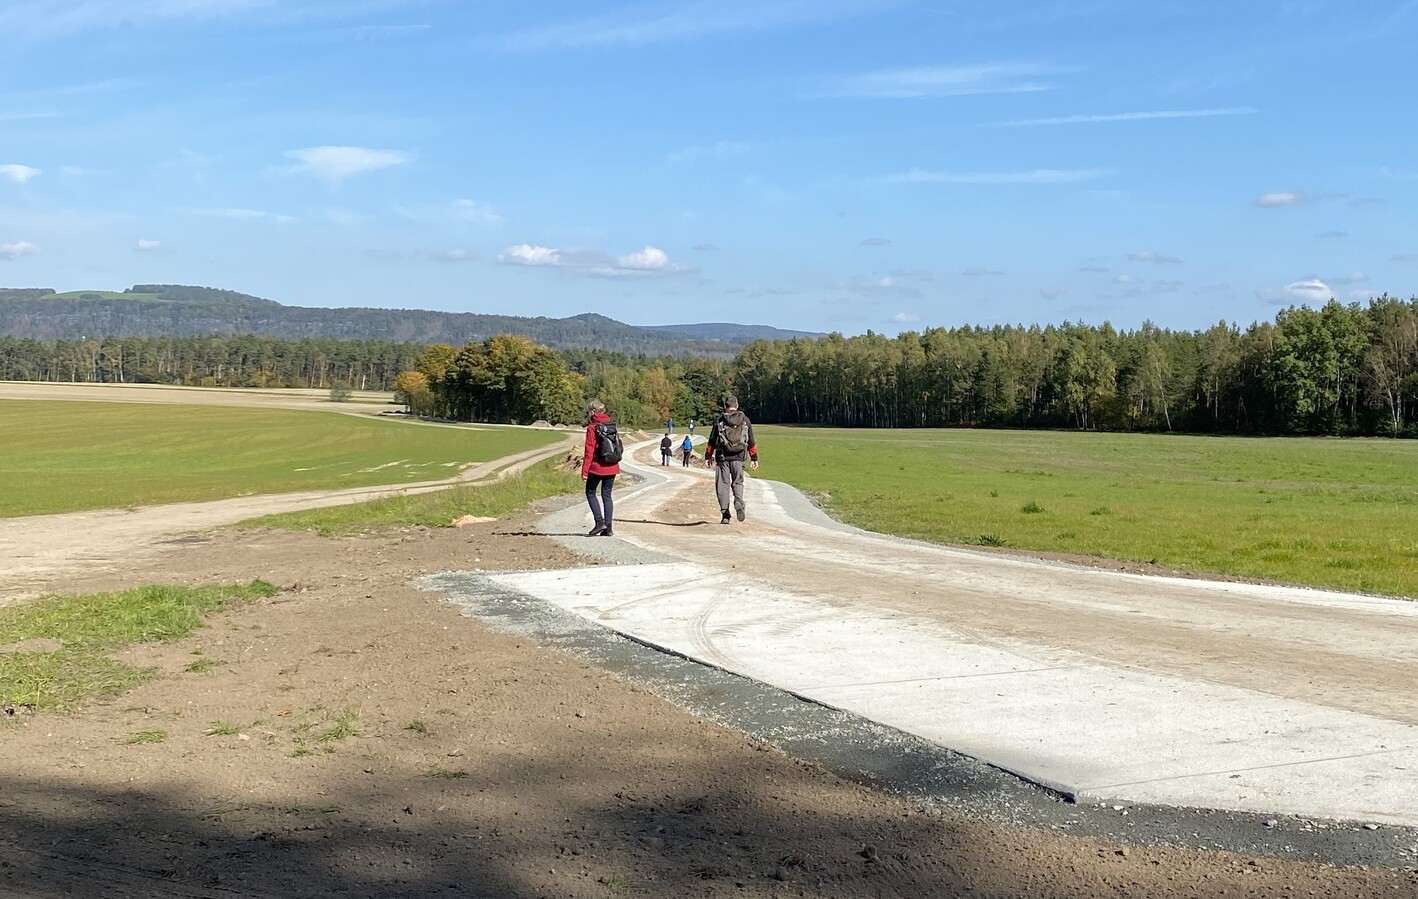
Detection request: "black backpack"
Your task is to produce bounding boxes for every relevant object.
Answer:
[593,421,624,464]
[718,412,748,454]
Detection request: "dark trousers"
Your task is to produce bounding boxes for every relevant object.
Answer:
[586,473,615,526]
[682,451,691,467]
[661,451,671,465]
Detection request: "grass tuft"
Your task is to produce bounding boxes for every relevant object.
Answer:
[127,729,167,744]
[1020,501,1046,514]
[404,720,428,734]
[206,720,240,736]
[317,708,361,743]
[184,658,227,675]
[0,580,274,711]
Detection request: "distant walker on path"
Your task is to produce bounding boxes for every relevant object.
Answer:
[704,395,758,525]
[681,433,693,467]
[660,433,673,466]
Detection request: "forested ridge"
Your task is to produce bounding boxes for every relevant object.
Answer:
[0,285,815,356]
[5,288,1418,437]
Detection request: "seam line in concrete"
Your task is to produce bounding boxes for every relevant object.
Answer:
[801,666,1078,692]
[1085,744,1418,791]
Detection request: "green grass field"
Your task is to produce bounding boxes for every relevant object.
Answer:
[762,426,1418,598]
[0,400,562,518]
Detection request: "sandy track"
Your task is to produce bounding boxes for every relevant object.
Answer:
[0,382,575,603]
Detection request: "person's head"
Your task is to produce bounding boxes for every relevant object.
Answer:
[722,395,739,411]
[586,399,605,420]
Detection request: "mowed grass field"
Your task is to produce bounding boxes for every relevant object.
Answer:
[0,400,563,518]
[762,426,1418,598]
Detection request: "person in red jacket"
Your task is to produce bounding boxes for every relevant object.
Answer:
[581,399,621,536]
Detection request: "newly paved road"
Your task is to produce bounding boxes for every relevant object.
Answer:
[490,441,1418,826]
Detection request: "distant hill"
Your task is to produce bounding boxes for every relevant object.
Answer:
[0,285,810,356]
[651,321,824,343]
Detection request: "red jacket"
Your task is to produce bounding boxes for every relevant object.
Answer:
[582,412,621,478]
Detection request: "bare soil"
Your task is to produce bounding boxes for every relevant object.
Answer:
[3,520,1416,898]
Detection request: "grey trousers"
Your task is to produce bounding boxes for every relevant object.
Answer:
[715,459,745,513]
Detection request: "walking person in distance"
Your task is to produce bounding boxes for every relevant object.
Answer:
[704,395,758,524]
[681,433,693,467]
[582,399,622,536]
[660,432,673,466]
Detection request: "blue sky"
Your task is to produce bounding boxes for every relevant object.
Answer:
[2,0,1417,335]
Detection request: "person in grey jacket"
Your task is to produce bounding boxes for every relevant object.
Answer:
[703,395,759,525]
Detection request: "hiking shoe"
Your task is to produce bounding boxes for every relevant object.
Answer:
[599,526,613,537]
[720,510,732,525]
[736,506,746,522]
[587,524,606,537]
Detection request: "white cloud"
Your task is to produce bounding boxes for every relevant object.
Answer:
[883,168,1103,185]
[135,238,162,251]
[2,0,385,40]
[498,244,562,267]
[1114,274,1135,283]
[1348,288,1373,301]
[960,266,1005,276]
[286,145,412,181]
[1257,279,1333,305]
[1254,190,1305,207]
[893,312,920,323]
[1,164,41,183]
[503,0,882,50]
[497,243,691,278]
[436,249,473,263]
[983,107,1256,128]
[829,62,1058,99]
[0,240,38,259]
[1128,250,1184,264]
[1079,265,1109,273]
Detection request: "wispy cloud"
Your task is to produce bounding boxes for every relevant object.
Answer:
[893,311,919,323]
[188,207,296,224]
[1327,271,1367,285]
[0,241,39,260]
[1128,250,1184,264]
[1040,287,1068,300]
[667,140,753,163]
[860,237,890,247]
[826,62,1059,99]
[1393,253,1418,262]
[982,107,1256,128]
[503,0,883,51]
[497,243,693,278]
[845,274,920,298]
[690,242,719,251]
[960,266,1005,276]
[135,238,162,251]
[286,146,413,182]
[395,198,502,225]
[0,164,41,184]
[2,0,408,41]
[1316,230,1348,239]
[882,168,1104,185]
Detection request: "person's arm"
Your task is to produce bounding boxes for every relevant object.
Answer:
[746,420,759,469]
[703,419,717,467]
[582,424,595,479]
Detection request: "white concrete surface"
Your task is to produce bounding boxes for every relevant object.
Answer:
[485,561,1418,824]
[490,440,1418,826]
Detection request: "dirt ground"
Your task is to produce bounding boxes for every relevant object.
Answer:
[3,519,1416,899]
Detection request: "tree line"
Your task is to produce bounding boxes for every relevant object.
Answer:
[0,335,422,390]
[731,296,1418,436]
[7,296,1418,437]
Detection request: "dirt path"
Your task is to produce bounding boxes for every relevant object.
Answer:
[0,436,573,605]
